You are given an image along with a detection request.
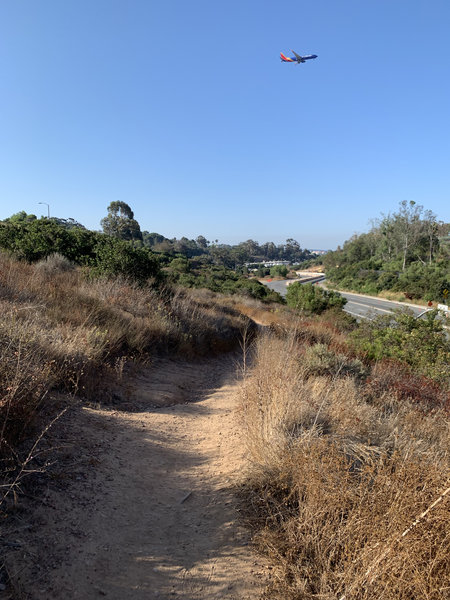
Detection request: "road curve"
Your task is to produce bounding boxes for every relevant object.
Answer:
[262,278,429,320]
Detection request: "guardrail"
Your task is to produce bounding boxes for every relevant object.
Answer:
[287,275,325,286]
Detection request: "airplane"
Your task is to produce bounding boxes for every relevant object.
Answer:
[280,50,318,64]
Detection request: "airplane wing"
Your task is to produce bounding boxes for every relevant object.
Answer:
[291,50,303,61]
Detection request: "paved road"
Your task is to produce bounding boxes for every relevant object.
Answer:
[263,278,429,320]
[338,291,427,320]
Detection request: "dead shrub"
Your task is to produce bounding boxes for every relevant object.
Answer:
[365,359,449,413]
[246,442,449,600]
[34,252,75,275]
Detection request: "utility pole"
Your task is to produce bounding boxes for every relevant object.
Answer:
[38,202,50,218]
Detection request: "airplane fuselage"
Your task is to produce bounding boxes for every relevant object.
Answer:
[280,52,318,63]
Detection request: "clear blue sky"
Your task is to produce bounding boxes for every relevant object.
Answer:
[1,1,449,249]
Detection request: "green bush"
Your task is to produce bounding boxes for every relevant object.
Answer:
[0,220,72,262]
[90,236,161,283]
[286,282,347,314]
[270,265,288,277]
[0,220,161,284]
[303,343,367,379]
[168,257,191,274]
[350,309,450,384]
[376,271,398,291]
[169,265,284,302]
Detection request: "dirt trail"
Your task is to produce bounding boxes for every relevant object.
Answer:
[7,354,266,599]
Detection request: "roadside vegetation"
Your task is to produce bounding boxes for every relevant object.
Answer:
[239,311,449,600]
[286,282,347,314]
[350,308,449,384]
[322,200,450,303]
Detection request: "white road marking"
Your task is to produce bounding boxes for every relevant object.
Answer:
[345,300,393,314]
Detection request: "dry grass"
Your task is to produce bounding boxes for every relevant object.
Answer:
[0,253,251,472]
[239,330,450,600]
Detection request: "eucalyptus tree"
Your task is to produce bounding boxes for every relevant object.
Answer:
[101,201,142,241]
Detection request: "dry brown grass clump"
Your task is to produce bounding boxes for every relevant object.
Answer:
[240,331,450,600]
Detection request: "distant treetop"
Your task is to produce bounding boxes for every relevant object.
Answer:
[100,201,142,241]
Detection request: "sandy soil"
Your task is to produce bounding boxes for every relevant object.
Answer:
[4,354,266,599]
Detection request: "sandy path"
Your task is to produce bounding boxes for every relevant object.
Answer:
[7,354,265,599]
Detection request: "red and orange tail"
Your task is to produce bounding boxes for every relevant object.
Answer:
[280,52,294,62]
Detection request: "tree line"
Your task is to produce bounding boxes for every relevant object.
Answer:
[322,200,450,301]
[98,201,314,266]
[0,206,283,302]
[5,202,315,267]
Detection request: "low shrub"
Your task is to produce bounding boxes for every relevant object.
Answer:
[364,359,449,412]
[34,252,75,275]
[302,343,367,380]
[286,282,347,314]
[350,309,450,384]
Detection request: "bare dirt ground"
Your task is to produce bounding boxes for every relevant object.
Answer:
[4,354,266,599]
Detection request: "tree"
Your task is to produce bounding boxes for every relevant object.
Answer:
[378,215,396,262]
[284,238,301,261]
[422,210,439,265]
[239,239,260,260]
[270,265,288,277]
[169,257,190,274]
[394,200,425,271]
[4,211,37,224]
[100,201,142,241]
[262,241,277,260]
[209,244,234,268]
[196,235,209,249]
[49,217,86,230]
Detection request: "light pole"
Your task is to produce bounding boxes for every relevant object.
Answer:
[38,202,50,218]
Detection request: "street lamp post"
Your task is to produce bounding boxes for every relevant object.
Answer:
[38,202,50,218]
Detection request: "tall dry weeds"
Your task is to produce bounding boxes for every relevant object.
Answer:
[240,331,450,600]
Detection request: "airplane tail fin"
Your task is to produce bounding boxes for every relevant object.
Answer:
[280,52,293,62]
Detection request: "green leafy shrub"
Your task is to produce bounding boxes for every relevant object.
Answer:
[286,282,347,314]
[303,343,367,379]
[270,265,288,277]
[350,309,450,384]
[170,265,284,302]
[90,236,161,283]
[0,220,72,262]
